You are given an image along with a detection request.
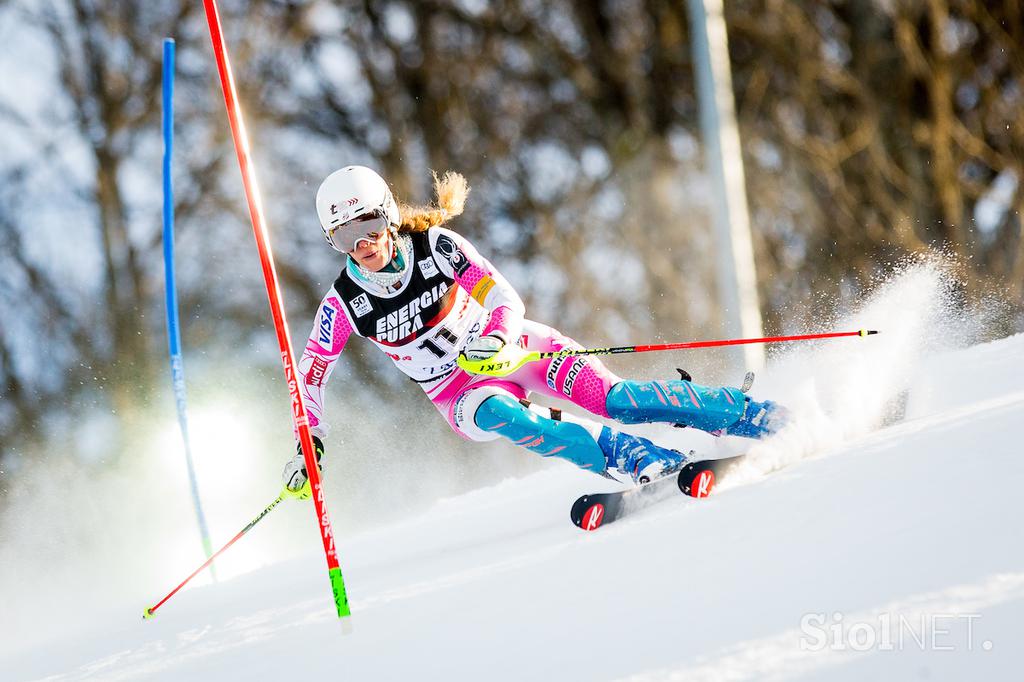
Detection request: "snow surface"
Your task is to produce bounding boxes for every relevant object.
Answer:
[3,263,1024,681]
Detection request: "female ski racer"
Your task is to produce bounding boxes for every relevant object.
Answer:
[282,166,785,496]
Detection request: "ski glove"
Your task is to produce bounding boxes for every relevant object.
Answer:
[463,334,505,361]
[282,435,325,500]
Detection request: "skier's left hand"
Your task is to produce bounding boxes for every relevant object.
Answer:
[282,435,325,500]
[463,334,504,361]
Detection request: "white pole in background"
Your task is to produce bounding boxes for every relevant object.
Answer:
[687,0,765,370]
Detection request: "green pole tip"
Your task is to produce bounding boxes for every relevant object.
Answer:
[340,617,355,636]
[143,607,155,620]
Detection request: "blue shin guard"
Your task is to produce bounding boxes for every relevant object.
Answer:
[606,379,782,439]
[474,394,607,471]
[474,394,688,482]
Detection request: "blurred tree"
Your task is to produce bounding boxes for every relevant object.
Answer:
[726,0,1024,324]
[2,0,1021,466]
[0,0,261,453]
[1,1,178,444]
[262,0,708,346]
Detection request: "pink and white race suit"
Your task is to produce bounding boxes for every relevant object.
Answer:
[298,226,621,441]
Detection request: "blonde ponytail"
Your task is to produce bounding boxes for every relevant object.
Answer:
[397,170,469,233]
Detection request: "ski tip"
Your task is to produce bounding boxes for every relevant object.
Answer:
[579,503,606,531]
[678,454,747,498]
[340,617,355,636]
[572,494,609,530]
[691,469,716,498]
[678,463,718,498]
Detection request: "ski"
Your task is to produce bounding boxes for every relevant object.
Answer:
[676,454,748,498]
[570,472,681,531]
[570,454,748,531]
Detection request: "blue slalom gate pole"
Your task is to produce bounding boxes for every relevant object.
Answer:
[163,38,216,581]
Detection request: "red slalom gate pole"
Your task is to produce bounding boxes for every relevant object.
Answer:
[200,0,350,625]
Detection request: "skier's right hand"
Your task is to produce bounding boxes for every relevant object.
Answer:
[282,435,325,500]
[463,334,505,361]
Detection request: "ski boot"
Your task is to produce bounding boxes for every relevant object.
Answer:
[718,397,787,438]
[597,428,690,484]
[605,370,788,439]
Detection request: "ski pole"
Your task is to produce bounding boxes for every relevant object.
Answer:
[143,493,285,620]
[459,329,879,377]
[537,329,879,360]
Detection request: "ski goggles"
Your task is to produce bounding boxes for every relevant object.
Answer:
[327,212,390,252]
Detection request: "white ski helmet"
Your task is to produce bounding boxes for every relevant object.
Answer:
[315,166,401,252]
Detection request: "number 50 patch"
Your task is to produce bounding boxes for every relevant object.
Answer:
[350,293,373,317]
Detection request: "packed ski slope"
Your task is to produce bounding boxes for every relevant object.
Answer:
[4,265,1024,681]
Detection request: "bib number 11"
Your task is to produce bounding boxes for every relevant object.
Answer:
[418,325,459,358]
